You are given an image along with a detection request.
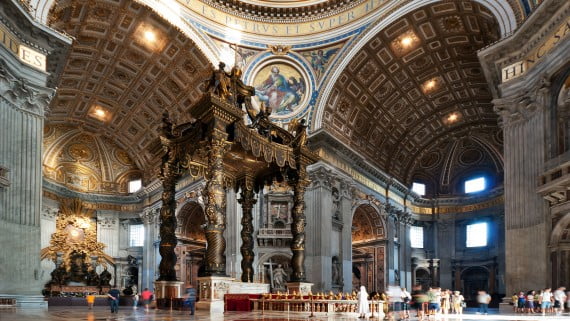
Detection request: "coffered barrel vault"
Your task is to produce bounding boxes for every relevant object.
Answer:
[47,0,213,173]
[321,1,503,188]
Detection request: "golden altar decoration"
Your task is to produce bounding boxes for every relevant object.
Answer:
[40,198,114,271]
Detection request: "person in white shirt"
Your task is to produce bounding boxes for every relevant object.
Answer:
[553,287,567,315]
[476,290,491,315]
[357,285,370,319]
[401,287,412,319]
[541,288,552,315]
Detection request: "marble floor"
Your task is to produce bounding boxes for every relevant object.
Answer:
[1,307,570,321]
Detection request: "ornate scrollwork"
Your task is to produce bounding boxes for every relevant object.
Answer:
[40,199,114,271]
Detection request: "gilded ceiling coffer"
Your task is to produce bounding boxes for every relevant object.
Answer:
[158,63,318,280]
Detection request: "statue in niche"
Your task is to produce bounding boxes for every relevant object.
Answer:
[99,266,112,286]
[332,187,341,220]
[332,256,342,285]
[273,264,288,289]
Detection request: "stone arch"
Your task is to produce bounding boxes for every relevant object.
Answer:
[461,266,490,301]
[351,203,386,242]
[414,267,431,290]
[311,0,517,132]
[257,252,292,288]
[176,201,206,242]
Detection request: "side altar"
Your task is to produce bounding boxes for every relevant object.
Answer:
[155,63,318,313]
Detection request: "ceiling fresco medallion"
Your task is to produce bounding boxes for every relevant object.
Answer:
[250,58,310,120]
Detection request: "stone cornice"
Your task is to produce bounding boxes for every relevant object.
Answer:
[43,178,141,207]
[309,129,411,199]
[478,0,569,98]
[1,0,71,88]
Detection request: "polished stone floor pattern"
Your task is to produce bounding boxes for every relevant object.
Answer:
[1,308,570,321]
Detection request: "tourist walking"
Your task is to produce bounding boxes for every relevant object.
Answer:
[401,287,411,320]
[476,290,491,315]
[451,290,464,314]
[541,288,552,315]
[141,287,153,311]
[107,286,120,314]
[357,285,370,319]
[411,285,428,321]
[554,287,567,315]
[184,284,197,316]
[133,291,139,309]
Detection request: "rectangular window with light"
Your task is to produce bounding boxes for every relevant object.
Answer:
[130,224,144,247]
[410,225,424,248]
[466,222,487,247]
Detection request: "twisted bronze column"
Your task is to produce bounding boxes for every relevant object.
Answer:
[290,167,309,282]
[203,130,230,276]
[157,145,180,281]
[238,176,256,282]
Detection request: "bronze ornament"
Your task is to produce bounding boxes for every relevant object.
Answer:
[157,63,318,282]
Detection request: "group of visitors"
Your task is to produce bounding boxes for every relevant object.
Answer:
[410,286,466,320]
[512,286,568,316]
[104,287,154,313]
[356,285,466,320]
[103,285,196,315]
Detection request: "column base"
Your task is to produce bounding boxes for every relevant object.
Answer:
[196,299,225,314]
[153,281,184,299]
[286,282,313,295]
[0,295,47,308]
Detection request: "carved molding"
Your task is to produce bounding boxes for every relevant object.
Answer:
[0,59,54,117]
[40,205,58,220]
[98,216,118,229]
[492,76,551,126]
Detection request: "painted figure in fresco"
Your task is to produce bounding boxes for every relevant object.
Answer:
[255,66,303,114]
[308,48,339,78]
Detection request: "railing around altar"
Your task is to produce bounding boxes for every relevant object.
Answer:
[251,297,385,317]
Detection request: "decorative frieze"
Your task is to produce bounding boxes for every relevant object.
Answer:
[140,208,159,225]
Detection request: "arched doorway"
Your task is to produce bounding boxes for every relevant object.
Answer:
[414,268,431,290]
[461,266,489,302]
[550,213,570,288]
[176,201,206,289]
[352,204,386,293]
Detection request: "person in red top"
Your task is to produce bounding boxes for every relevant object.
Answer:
[140,288,153,311]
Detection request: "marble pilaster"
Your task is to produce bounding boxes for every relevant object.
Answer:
[0,1,69,302]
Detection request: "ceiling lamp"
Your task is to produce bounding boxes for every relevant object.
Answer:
[391,30,419,55]
[134,23,167,52]
[422,77,442,94]
[443,111,462,125]
[88,104,112,122]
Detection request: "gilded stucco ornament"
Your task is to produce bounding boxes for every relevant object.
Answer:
[40,199,114,271]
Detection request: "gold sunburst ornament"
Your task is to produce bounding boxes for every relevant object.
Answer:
[40,198,114,272]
